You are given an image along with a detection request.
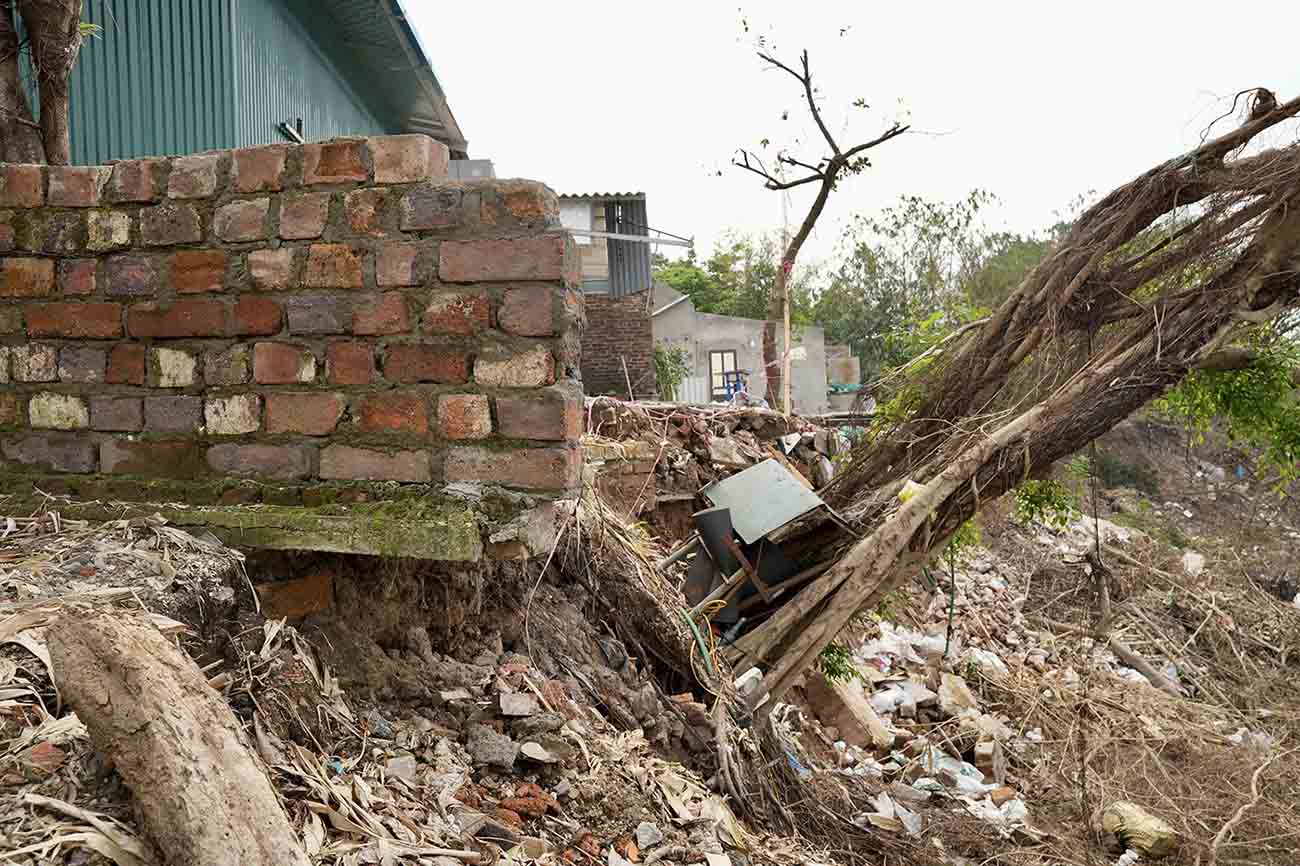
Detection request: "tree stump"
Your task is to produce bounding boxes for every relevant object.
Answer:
[48,610,310,866]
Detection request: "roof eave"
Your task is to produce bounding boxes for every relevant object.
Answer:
[383,0,469,157]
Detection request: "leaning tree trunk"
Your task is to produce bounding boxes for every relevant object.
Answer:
[48,611,312,866]
[17,0,83,165]
[745,95,1300,707]
[0,3,44,162]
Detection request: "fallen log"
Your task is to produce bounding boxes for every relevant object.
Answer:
[48,610,310,866]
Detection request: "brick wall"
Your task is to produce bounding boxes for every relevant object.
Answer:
[0,135,584,508]
[580,289,656,398]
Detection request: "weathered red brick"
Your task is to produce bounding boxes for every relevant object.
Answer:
[107,344,146,384]
[279,192,330,239]
[26,302,122,338]
[383,345,470,384]
[444,446,580,490]
[0,257,54,297]
[286,292,349,334]
[265,392,345,435]
[498,286,556,336]
[345,187,388,235]
[474,346,554,388]
[90,396,143,432]
[127,299,225,338]
[145,395,203,432]
[400,184,466,230]
[3,433,96,473]
[327,341,373,385]
[376,241,426,286]
[233,296,283,335]
[303,244,363,288]
[0,165,43,207]
[253,342,316,384]
[57,346,106,382]
[318,444,431,482]
[438,393,492,440]
[58,259,96,296]
[208,443,311,480]
[369,135,448,184]
[358,391,428,434]
[174,249,227,293]
[109,159,163,203]
[496,390,582,441]
[481,180,558,225]
[353,292,409,335]
[0,306,20,333]
[167,153,220,199]
[421,293,490,335]
[232,145,289,193]
[204,344,251,385]
[439,236,569,282]
[252,571,333,619]
[12,343,56,381]
[105,254,160,296]
[100,439,205,479]
[47,166,110,207]
[140,201,202,245]
[214,198,270,241]
[302,140,368,184]
[247,247,295,290]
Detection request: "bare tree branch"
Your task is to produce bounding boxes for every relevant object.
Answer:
[732,149,824,190]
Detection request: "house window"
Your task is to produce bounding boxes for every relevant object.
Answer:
[709,350,741,400]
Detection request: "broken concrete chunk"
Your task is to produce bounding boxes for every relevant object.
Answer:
[511,711,565,740]
[465,723,518,770]
[634,821,664,849]
[938,673,980,717]
[1102,801,1180,859]
[519,741,558,763]
[498,691,540,717]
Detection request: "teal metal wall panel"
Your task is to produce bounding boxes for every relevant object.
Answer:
[68,0,237,164]
[230,0,397,149]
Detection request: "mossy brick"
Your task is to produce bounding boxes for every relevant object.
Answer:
[318,444,431,482]
[279,192,330,240]
[0,306,21,333]
[369,135,448,184]
[474,346,554,388]
[58,259,96,295]
[57,345,107,382]
[352,292,409,336]
[0,392,23,428]
[86,210,132,251]
[106,254,160,296]
[204,344,251,385]
[109,158,164,202]
[444,446,580,490]
[439,236,570,283]
[3,434,96,473]
[358,391,428,434]
[150,346,198,387]
[28,392,89,429]
[107,344,146,385]
[247,247,295,290]
[421,293,490,335]
[13,343,57,381]
[438,394,492,440]
[207,443,311,480]
[145,395,203,432]
[327,341,373,385]
[303,244,363,288]
[47,166,111,207]
[0,165,43,207]
[100,439,206,479]
[383,344,469,384]
[302,140,367,184]
[0,345,7,384]
[0,257,55,297]
[234,296,284,335]
[205,394,261,435]
[214,198,270,242]
[26,302,122,339]
[18,210,85,254]
[232,144,289,193]
[128,299,226,338]
[265,392,346,435]
[167,153,221,199]
[253,342,316,384]
[90,396,144,432]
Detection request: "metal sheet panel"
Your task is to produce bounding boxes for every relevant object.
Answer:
[605,198,652,298]
[700,459,824,544]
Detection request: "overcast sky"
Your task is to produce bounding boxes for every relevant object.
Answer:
[409,1,1300,265]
